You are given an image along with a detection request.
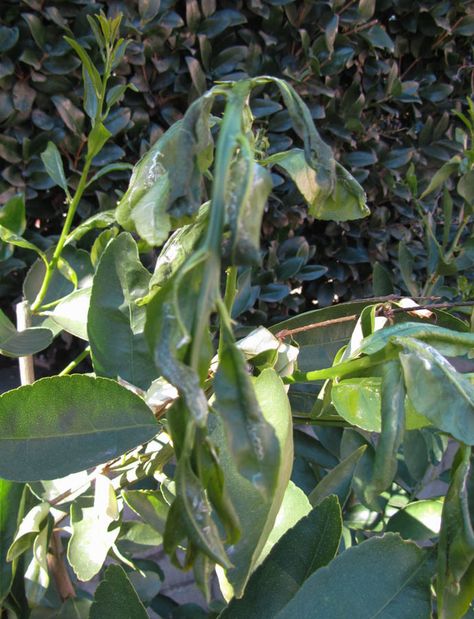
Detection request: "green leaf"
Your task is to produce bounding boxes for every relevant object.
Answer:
[309,445,366,508]
[122,490,168,535]
[257,77,336,198]
[116,91,215,238]
[387,498,443,541]
[228,160,272,266]
[90,227,119,267]
[68,478,120,581]
[361,25,394,51]
[0,226,46,262]
[0,375,158,481]
[360,322,474,357]
[358,0,376,19]
[50,287,91,340]
[332,376,430,432]
[398,241,418,296]
[40,142,68,193]
[88,233,156,390]
[276,534,432,618]
[419,157,460,199]
[65,210,116,245]
[221,496,342,618]
[7,502,50,562]
[363,361,405,510]
[257,481,311,565]
[372,262,393,296]
[24,517,51,606]
[0,481,24,602]
[64,37,101,94]
[147,203,209,294]
[86,164,133,188]
[88,122,112,160]
[458,170,474,206]
[437,445,474,619]
[396,337,474,445]
[145,260,210,426]
[214,324,281,498]
[23,247,93,334]
[0,26,19,52]
[332,377,382,431]
[454,15,474,36]
[0,309,52,357]
[0,194,26,261]
[211,368,293,597]
[51,95,85,135]
[266,149,369,221]
[90,564,148,619]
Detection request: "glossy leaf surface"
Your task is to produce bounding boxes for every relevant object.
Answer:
[276,534,432,618]
[0,375,158,481]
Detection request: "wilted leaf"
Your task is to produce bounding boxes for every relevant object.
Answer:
[88,233,156,389]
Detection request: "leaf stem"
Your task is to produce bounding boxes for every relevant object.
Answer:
[287,351,391,383]
[59,346,91,376]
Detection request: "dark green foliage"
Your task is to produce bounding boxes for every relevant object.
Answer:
[0,0,472,315]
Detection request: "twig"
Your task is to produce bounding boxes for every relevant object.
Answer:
[276,300,474,340]
[276,314,358,340]
[47,531,76,601]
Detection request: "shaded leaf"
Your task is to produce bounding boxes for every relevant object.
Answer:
[309,445,366,508]
[276,534,432,618]
[90,564,148,619]
[40,142,68,192]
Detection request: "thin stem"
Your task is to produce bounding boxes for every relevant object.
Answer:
[422,215,471,297]
[59,346,91,376]
[31,47,113,313]
[218,266,238,358]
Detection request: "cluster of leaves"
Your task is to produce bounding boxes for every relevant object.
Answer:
[0,0,473,320]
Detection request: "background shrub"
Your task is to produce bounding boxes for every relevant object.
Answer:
[0,0,473,319]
